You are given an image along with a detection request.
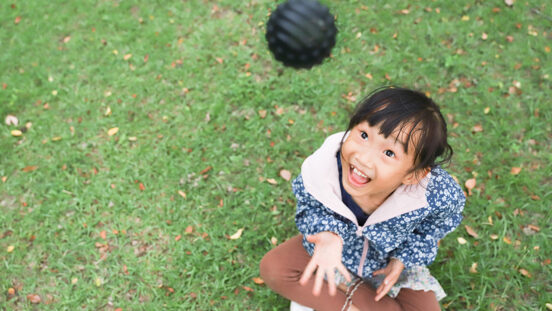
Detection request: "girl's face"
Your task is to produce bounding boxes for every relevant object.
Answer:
[340,121,424,207]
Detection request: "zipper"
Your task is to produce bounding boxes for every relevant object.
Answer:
[356,227,369,277]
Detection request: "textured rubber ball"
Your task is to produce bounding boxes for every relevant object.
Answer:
[266,0,337,69]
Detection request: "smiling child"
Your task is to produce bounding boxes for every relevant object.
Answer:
[260,87,465,311]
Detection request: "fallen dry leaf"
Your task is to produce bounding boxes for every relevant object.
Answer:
[108,127,119,136]
[124,54,132,60]
[518,268,531,278]
[510,167,522,175]
[465,225,479,238]
[242,286,254,292]
[471,124,483,133]
[139,183,145,191]
[5,114,18,126]
[178,190,187,199]
[252,277,264,285]
[270,236,278,245]
[457,237,467,245]
[175,235,182,242]
[279,169,292,181]
[469,262,478,274]
[7,245,14,252]
[229,228,244,240]
[200,166,212,174]
[185,225,193,234]
[258,110,267,118]
[266,178,278,185]
[465,178,476,196]
[27,294,41,304]
[11,129,23,137]
[504,0,514,7]
[545,303,552,310]
[100,230,107,240]
[22,165,39,172]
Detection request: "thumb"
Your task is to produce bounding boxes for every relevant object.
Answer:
[305,234,319,243]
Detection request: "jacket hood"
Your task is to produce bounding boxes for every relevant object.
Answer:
[301,132,430,226]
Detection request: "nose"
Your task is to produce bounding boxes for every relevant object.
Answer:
[358,150,375,170]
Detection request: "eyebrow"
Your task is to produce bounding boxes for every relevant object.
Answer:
[389,133,408,153]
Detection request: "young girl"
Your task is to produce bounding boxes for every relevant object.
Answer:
[260,87,465,311]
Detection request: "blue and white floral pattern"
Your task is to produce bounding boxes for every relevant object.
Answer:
[293,166,465,300]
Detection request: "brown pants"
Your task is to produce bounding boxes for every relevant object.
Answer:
[260,235,441,311]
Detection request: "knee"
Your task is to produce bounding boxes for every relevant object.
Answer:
[259,249,281,286]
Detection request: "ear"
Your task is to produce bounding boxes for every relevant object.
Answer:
[402,167,430,185]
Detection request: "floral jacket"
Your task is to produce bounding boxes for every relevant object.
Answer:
[294,132,465,278]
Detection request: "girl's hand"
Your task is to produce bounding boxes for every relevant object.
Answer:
[372,258,404,301]
[299,232,352,296]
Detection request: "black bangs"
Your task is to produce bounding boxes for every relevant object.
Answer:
[346,86,453,171]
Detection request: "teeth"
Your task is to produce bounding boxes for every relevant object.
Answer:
[352,166,367,178]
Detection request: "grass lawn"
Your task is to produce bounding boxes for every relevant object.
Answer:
[1,0,551,310]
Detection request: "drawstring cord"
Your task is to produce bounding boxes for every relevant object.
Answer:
[340,280,363,311]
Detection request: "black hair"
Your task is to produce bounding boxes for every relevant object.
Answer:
[343,86,453,173]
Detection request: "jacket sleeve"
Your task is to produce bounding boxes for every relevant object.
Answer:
[293,175,350,239]
[390,179,465,268]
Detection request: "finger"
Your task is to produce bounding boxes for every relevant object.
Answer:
[337,264,352,283]
[372,269,384,276]
[305,234,319,244]
[313,269,325,296]
[375,284,390,301]
[299,260,317,286]
[326,270,336,296]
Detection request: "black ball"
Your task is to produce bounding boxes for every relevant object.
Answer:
[265,0,337,69]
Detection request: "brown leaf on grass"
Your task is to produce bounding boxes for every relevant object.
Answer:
[100,230,107,240]
[258,110,267,118]
[229,228,244,240]
[139,183,145,191]
[464,225,479,238]
[27,294,41,304]
[108,127,119,136]
[469,262,478,273]
[14,16,21,24]
[22,165,39,172]
[185,225,193,234]
[471,124,483,133]
[252,277,264,285]
[175,235,181,241]
[518,268,531,278]
[279,169,292,181]
[465,178,476,196]
[5,115,18,126]
[266,178,278,185]
[510,167,522,175]
[11,129,23,137]
[200,166,212,174]
[242,286,254,292]
[504,0,514,7]
[178,190,187,199]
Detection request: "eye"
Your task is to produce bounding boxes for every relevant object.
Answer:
[384,150,395,158]
[360,131,368,140]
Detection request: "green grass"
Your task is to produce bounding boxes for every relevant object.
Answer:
[1,0,550,310]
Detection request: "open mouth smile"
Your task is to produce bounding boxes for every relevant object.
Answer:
[349,165,371,186]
